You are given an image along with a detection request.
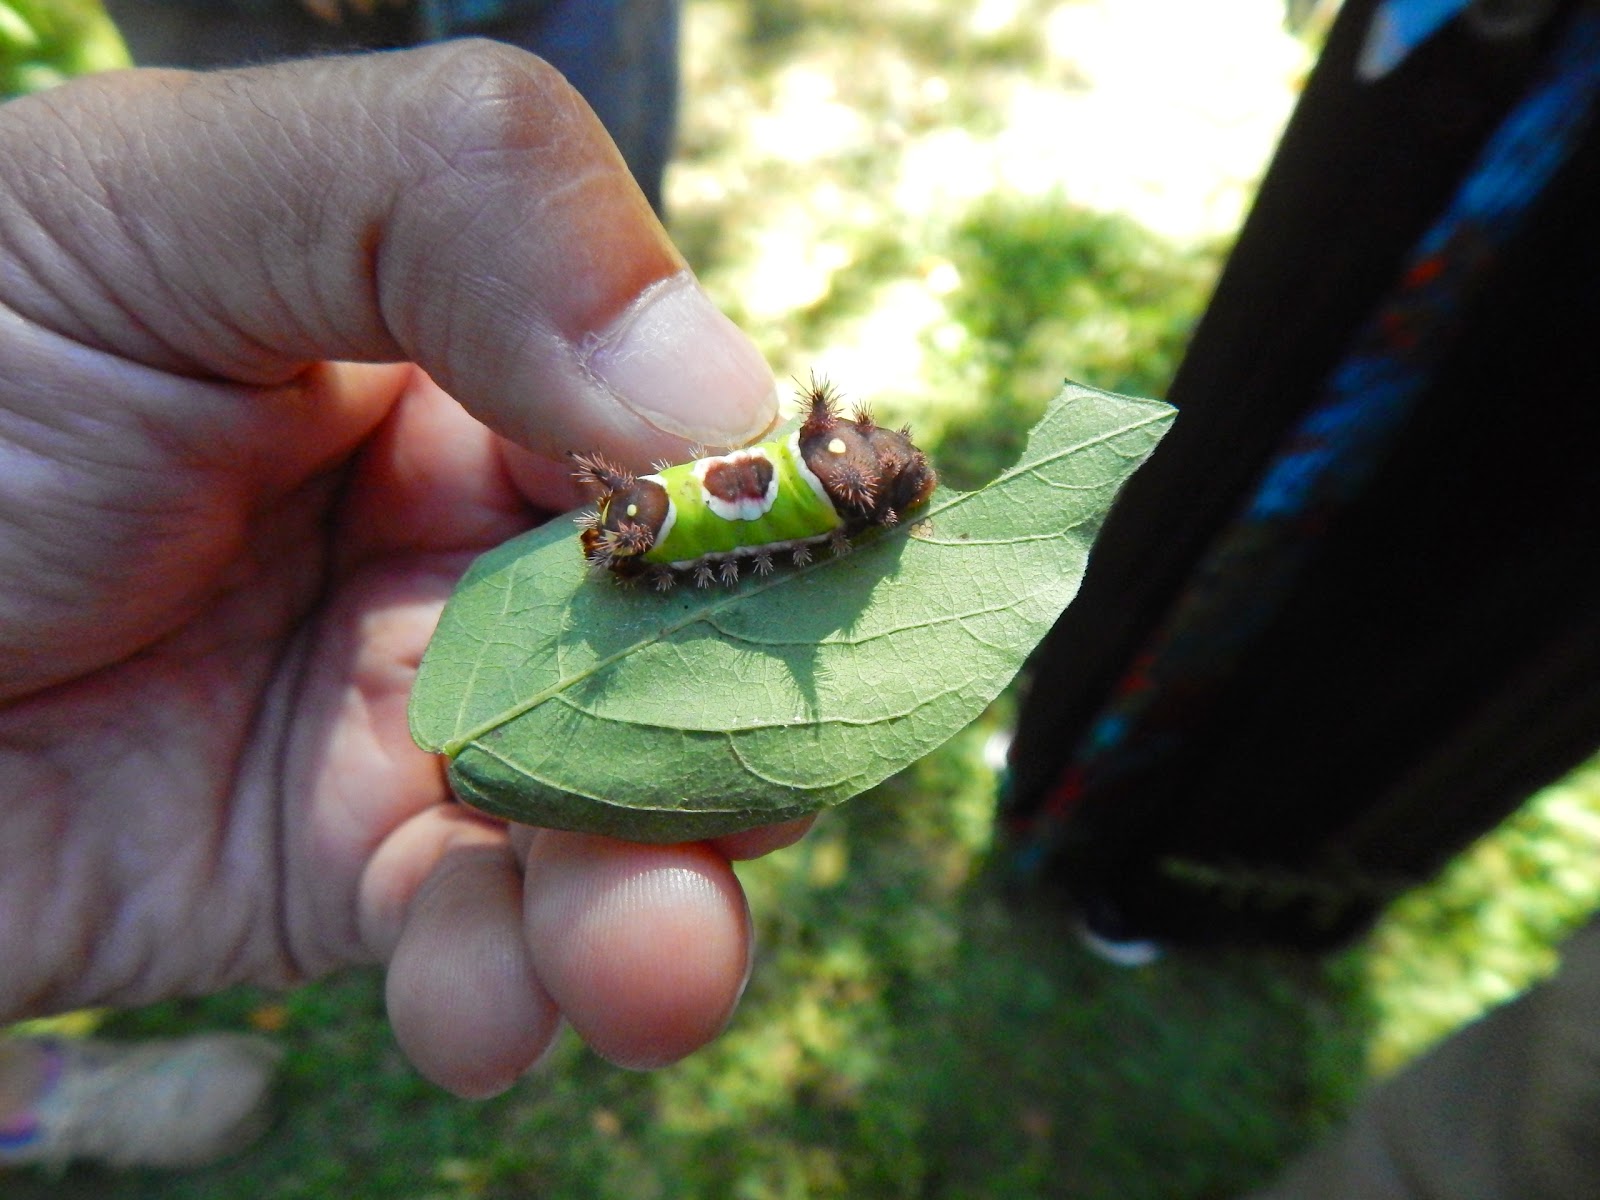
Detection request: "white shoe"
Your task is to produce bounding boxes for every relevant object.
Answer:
[0,1034,282,1170]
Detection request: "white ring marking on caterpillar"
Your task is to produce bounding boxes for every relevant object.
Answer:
[692,447,780,522]
[639,473,676,545]
[787,430,836,511]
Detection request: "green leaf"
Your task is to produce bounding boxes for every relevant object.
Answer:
[409,381,1173,841]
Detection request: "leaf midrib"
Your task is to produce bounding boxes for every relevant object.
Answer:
[440,401,1169,757]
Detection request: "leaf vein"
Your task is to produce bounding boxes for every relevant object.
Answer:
[545,678,980,731]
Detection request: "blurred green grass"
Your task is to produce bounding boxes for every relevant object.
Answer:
[0,0,127,96]
[9,1,1600,1197]
[14,723,1370,1200]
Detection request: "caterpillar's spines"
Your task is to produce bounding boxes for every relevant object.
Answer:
[570,451,635,495]
[581,538,619,572]
[798,373,844,439]
[831,463,877,511]
[611,521,656,556]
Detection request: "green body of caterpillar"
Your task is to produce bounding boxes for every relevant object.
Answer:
[574,380,936,588]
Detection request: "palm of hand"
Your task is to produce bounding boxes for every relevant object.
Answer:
[1,359,775,1095]
[0,360,507,1020]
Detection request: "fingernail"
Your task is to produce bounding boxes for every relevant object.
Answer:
[579,272,778,448]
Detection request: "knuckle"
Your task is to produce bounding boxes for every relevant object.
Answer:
[401,39,596,170]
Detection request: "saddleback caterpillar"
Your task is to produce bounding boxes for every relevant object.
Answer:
[573,379,937,589]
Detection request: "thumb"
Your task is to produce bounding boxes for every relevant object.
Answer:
[0,40,777,462]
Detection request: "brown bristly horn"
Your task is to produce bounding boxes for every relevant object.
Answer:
[798,372,842,437]
[569,451,635,494]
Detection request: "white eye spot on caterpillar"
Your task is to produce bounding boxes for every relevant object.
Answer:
[827,438,847,455]
[626,503,639,517]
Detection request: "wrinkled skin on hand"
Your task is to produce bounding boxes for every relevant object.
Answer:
[0,42,801,1096]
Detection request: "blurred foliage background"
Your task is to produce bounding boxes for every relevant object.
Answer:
[7,1,1600,1197]
[0,0,127,94]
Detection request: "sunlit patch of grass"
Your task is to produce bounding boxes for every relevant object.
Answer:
[1353,752,1600,1076]
[947,195,1216,395]
[670,0,1298,403]
[923,193,1218,488]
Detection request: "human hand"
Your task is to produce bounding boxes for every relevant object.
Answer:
[0,42,803,1096]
